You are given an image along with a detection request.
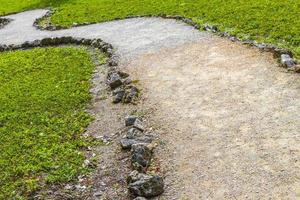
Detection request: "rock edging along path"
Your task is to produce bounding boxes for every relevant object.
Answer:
[1,9,298,70]
[0,18,11,29]
[0,9,204,59]
[1,9,300,200]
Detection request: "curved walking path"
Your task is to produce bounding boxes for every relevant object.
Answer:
[1,10,300,199]
[0,9,204,58]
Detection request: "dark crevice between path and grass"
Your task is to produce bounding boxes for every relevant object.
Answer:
[1,0,299,58]
[0,18,10,29]
[0,46,106,199]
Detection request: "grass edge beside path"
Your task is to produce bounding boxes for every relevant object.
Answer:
[0,0,299,58]
[0,46,106,199]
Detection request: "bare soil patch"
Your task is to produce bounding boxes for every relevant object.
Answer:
[122,36,300,199]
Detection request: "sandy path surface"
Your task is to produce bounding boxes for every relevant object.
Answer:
[124,37,300,199]
[1,10,300,199]
[0,9,204,58]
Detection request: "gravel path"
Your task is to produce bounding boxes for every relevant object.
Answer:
[0,9,205,58]
[123,39,300,199]
[1,9,300,200]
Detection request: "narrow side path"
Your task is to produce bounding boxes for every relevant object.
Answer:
[0,9,205,58]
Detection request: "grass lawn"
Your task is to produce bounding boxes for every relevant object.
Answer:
[0,47,103,199]
[0,0,299,58]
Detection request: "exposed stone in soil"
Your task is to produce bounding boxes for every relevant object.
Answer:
[281,54,297,68]
[125,116,138,126]
[123,86,139,104]
[120,136,153,150]
[131,144,153,172]
[0,18,11,29]
[108,72,123,89]
[126,127,143,138]
[128,172,164,198]
[112,88,126,103]
[133,119,145,132]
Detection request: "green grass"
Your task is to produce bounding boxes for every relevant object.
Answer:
[0,0,67,15]
[0,47,102,199]
[0,0,299,58]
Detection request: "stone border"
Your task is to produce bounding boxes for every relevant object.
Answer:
[33,10,299,72]
[171,16,298,71]
[0,36,146,105]
[120,116,164,199]
[0,36,118,65]
[0,37,152,199]
[0,18,11,29]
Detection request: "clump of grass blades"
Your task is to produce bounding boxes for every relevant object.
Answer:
[0,47,103,199]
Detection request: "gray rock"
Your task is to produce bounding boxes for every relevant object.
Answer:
[193,24,200,29]
[120,136,152,150]
[108,58,118,66]
[106,48,114,56]
[128,173,164,197]
[101,43,113,52]
[91,38,103,47]
[123,86,139,103]
[123,78,132,85]
[273,48,293,58]
[229,36,237,42]
[264,44,277,53]
[254,43,267,50]
[242,40,254,45]
[132,144,152,171]
[0,45,5,51]
[59,36,73,44]
[133,119,144,132]
[40,37,53,45]
[204,24,218,33]
[112,88,125,103]
[219,32,230,38]
[81,38,92,45]
[182,18,193,25]
[126,128,143,138]
[125,116,138,126]
[11,44,21,50]
[121,138,139,149]
[21,41,33,48]
[108,72,123,89]
[127,170,143,183]
[31,40,41,47]
[117,71,129,78]
[0,18,11,29]
[281,54,296,68]
[172,15,183,20]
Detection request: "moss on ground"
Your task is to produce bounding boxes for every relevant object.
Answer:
[0,47,105,199]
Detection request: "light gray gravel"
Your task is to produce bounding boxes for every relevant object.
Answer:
[0,9,207,58]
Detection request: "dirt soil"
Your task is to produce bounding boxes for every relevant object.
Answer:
[3,10,299,200]
[33,35,300,200]
[121,35,300,200]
